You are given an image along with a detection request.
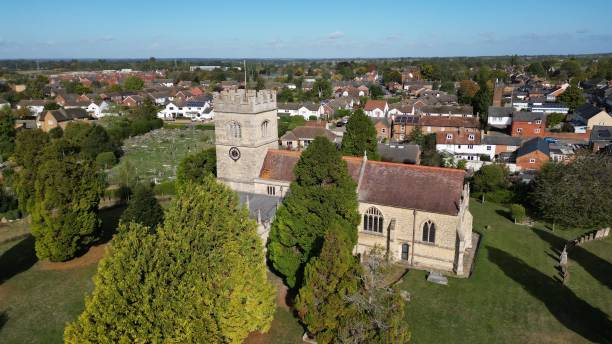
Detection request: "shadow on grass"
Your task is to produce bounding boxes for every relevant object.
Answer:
[488,246,612,343]
[0,310,7,330]
[0,235,37,284]
[494,209,512,222]
[532,227,612,290]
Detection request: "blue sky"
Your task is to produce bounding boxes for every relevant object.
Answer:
[1,0,611,58]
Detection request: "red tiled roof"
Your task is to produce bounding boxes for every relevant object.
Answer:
[259,150,465,215]
[435,131,481,145]
[419,116,479,128]
[364,100,388,111]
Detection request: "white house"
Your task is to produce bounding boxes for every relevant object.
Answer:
[17,99,48,116]
[86,101,111,118]
[157,99,213,121]
[435,131,495,162]
[529,102,569,114]
[363,100,389,118]
[297,103,321,119]
[487,106,514,128]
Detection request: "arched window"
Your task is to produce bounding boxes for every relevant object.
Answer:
[422,220,436,243]
[261,120,269,138]
[363,207,384,233]
[229,121,241,139]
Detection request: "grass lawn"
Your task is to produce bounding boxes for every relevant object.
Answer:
[107,127,214,185]
[400,200,612,344]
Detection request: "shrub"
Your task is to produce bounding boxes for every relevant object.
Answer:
[95,151,118,170]
[510,204,526,223]
[154,181,176,196]
[485,189,515,204]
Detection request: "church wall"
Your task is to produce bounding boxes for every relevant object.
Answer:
[356,202,463,273]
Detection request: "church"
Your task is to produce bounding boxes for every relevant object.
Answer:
[214,89,476,276]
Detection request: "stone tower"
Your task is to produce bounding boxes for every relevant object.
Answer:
[214,89,278,193]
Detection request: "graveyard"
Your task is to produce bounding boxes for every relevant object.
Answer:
[106,127,214,186]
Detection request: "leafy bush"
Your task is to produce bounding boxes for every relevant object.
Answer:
[510,204,526,223]
[95,151,118,170]
[154,181,176,196]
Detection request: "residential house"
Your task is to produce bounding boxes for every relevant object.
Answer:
[373,117,391,142]
[482,134,523,156]
[38,108,90,132]
[279,125,339,150]
[17,99,49,116]
[122,95,144,108]
[377,143,420,164]
[487,106,514,129]
[418,116,480,134]
[436,131,494,162]
[529,102,569,114]
[392,115,419,141]
[570,103,612,133]
[511,112,546,137]
[548,143,578,163]
[297,102,322,119]
[417,105,473,117]
[364,100,389,118]
[590,125,612,152]
[515,137,550,171]
[157,98,213,121]
[86,101,111,118]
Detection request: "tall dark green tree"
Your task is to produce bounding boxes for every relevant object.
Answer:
[369,85,384,99]
[558,85,585,112]
[66,177,275,343]
[176,147,217,188]
[13,129,49,213]
[296,225,361,343]
[472,81,492,125]
[341,109,380,160]
[0,107,16,161]
[31,152,103,261]
[268,137,360,288]
[471,164,509,203]
[119,184,164,231]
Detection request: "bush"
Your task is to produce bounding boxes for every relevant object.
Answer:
[510,204,526,223]
[308,115,318,121]
[154,181,176,196]
[484,189,515,204]
[95,151,118,170]
[194,123,215,131]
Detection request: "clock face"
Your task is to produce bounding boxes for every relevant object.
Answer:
[229,147,241,161]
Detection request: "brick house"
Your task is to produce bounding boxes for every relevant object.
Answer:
[511,112,546,137]
[373,117,391,142]
[38,108,90,132]
[516,137,550,171]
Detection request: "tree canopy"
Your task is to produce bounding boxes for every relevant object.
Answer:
[268,137,360,288]
[341,109,380,160]
[14,129,50,213]
[176,147,217,188]
[0,107,16,161]
[558,85,585,112]
[119,184,164,231]
[65,177,275,343]
[472,164,510,203]
[122,76,145,91]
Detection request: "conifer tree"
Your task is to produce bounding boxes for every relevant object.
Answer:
[341,109,380,160]
[13,129,49,213]
[175,147,217,188]
[31,154,103,261]
[296,224,361,343]
[119,184,164,231]
[268,137,360,288]
[65,177,275,343]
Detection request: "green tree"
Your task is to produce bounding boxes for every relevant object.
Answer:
[383,70,402,84]
[66,177,275,343]
[119,184,164,231]
[406,125,425,145]
[532,153,611,229]
[472,164,509,203]
[510,204,526,224]
[526,62,546,77]
[13,129,49,213]
[560,60,582,79]
[546,112,566,128]
[296,225,361,343]
[48,126,64,139]
[0,107,16,161]
[369,85,384,99]
[31,154,103,261]
[95,151,117,170]
[341,109,380,160]
[472,81,492,125]
[268,137,360,288]
[123,76,145,91]
[176,148,217,188]
[312,79,332,100]
[558,85,585,112]
[457,80,479,105]
[63,123,116,159]
[43,102,61,111]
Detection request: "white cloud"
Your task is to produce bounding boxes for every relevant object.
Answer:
[327,31,344,40]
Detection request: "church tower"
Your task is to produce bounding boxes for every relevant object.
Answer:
[214,89,278,193]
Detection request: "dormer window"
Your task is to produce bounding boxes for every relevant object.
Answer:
[468,134,475,141]
[535,120,542,125]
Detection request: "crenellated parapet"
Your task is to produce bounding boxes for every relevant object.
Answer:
[214,89,277,114]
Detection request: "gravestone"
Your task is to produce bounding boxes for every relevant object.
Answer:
[559,247,568,266]
[427,271,448,286]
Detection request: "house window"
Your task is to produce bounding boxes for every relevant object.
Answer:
[517,128,523,133]
[261,120,269,138]
[487,146,492,151]
[267,185,276,196]
[401,244,409,261]
[529,158,536,164]
[422,220,436,243]
[400,124,405,133]
[534,128,540,134]
[468,134,475,141]
[535,120,542,125]
[457,145,462,149]
[446,133,453,140]
[363,207,384,233]
[229,121,241,138]
[381,128,386,133]
[468,145,474,149]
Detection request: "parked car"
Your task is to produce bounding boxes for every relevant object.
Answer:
[544,137,559,143]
